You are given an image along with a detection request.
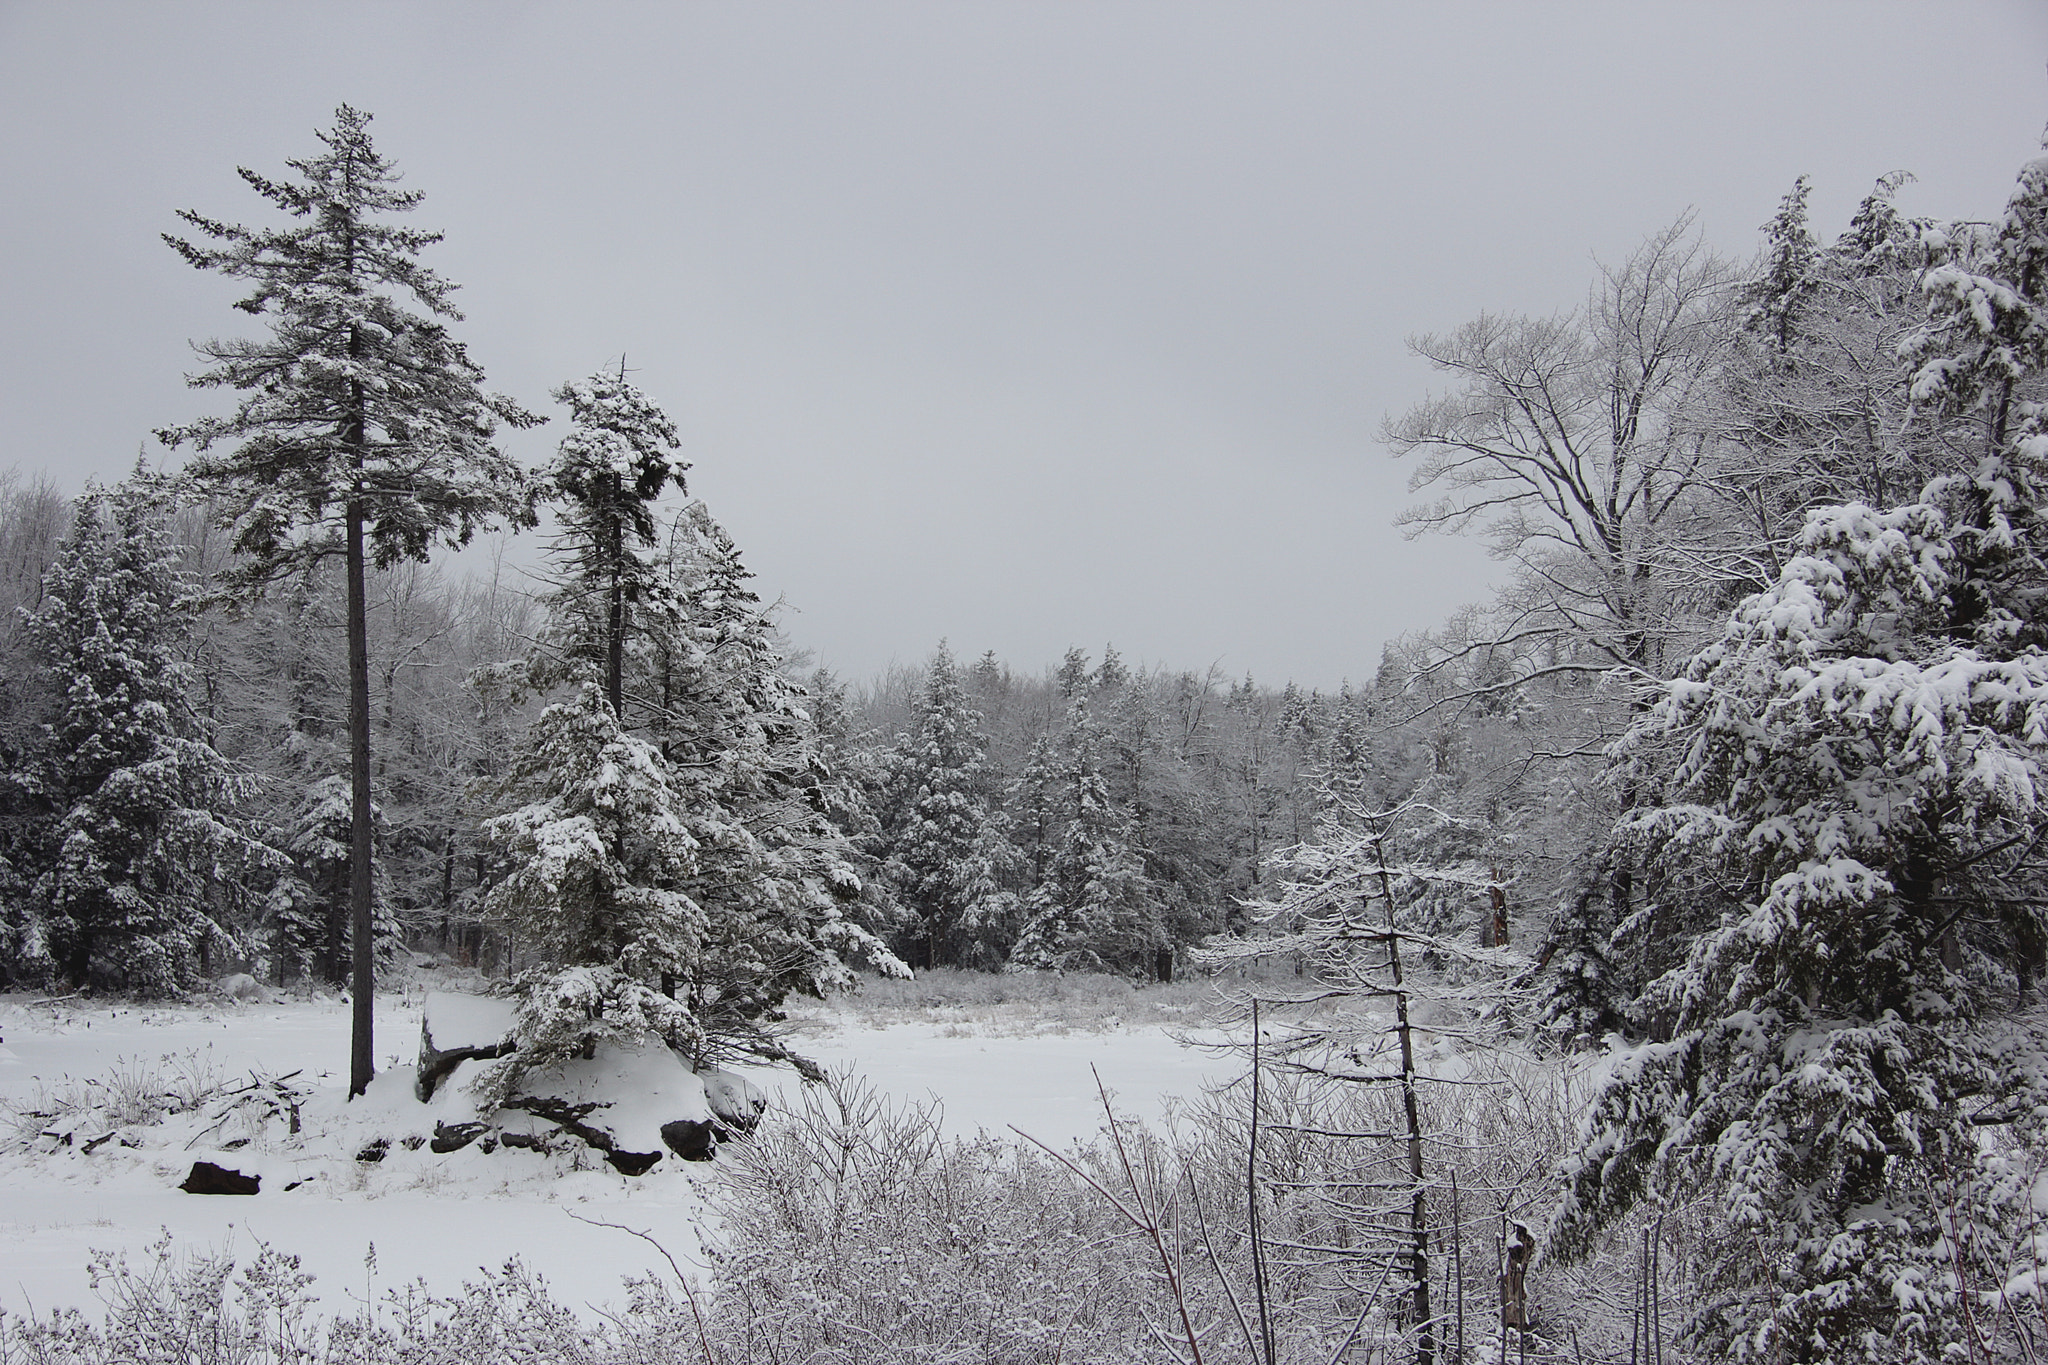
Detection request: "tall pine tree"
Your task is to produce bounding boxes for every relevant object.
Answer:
[158,105,539,1094]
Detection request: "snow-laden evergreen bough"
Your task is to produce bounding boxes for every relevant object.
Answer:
[1555,141,2048,1363]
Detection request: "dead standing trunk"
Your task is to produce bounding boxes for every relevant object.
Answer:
[1371,828,1434,1365]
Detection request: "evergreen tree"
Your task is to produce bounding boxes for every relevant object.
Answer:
[539,367,688,719]
[482,681,707,986]
[484,437,903,1082]
[805,666,916,956]
[1557,500,2048,1359]
[271,773,398,987]
[158,105,539,1093]
[13,479,276,993]
[1743,174,1820,353]
[1554,150,2048,1358]
[1713,171,1942,571]
[0,474,69,975]
[881,642,1019,969]
[647,504,906,1045]
[1010,699,1153,973]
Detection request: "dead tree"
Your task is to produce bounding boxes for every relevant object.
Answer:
[1203,795,1542,1364]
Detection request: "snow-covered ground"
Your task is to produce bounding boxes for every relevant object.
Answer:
[0,986,1238,1318]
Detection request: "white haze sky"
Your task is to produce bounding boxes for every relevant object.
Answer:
[2,2,2044,690]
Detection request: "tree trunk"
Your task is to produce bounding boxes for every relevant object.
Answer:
[347,492,375,1099]
[607,507,625,722]
[1372,832,1433,1365]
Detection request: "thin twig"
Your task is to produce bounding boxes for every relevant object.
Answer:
[1187,1168,1260,1362]
[562,1211,718,1365]
[1013,1068,1208,1365]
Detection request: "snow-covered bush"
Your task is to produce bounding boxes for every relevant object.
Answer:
[0,1049,229,1149]
[704,1070,1166,1362]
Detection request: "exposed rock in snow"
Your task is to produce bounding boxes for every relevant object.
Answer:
[429,1120,491,1153]
[179,1160,259,1194]
[660,1119,718,1161]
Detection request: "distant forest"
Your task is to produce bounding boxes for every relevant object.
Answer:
[0,465,1370,988]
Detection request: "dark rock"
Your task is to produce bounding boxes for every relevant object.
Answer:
[430,1121,490,1154]
[498,1130,551,1152]
[661,1119,718,1162]
[180,1161,260,1195]
[356,1138,389,1164]
[605,1148,663,1176]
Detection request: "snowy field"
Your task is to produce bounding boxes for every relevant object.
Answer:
[0,980,1238,1318]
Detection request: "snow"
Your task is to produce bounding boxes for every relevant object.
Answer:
[419,990,516,1054]
[0,989,1234,1317]
[497,1038,714,1149]
[773,1014,1233,1141]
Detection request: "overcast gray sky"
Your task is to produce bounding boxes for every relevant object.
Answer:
[3,2,2044,689]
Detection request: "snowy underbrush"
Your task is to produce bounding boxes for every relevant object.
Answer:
[0,1046,1693,1364]
[0,1047,232,1149]
[802,965,1232,1034]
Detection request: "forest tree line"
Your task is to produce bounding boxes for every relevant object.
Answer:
[0,461,1376,991]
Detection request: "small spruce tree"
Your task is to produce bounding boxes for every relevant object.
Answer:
[881,642,1020,969]
[1010,698,1153,973]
